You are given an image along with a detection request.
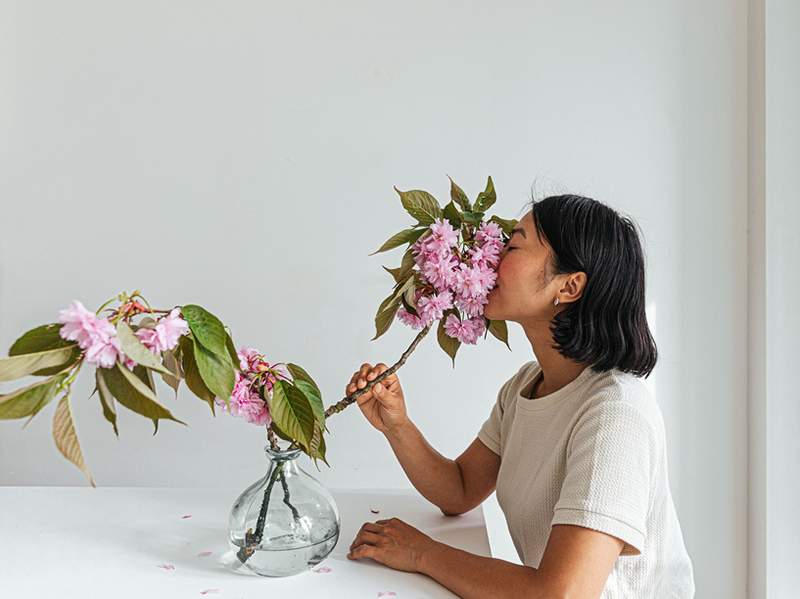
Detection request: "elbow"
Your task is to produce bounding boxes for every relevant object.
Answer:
[439,504,466,517]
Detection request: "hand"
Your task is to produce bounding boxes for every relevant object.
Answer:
[347,517,437,573]
[345,363,408,435]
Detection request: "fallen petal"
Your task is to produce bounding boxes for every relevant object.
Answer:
[181,514,192,519]
[313,566,333,573]
[197,551,213,557]
[199,590,220,596]
[156,564,176,571]
[370,508,380,514]
[378,593,397,598]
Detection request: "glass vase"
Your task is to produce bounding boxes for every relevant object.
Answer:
[228,445,340,577]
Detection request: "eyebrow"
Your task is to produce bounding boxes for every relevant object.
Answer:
[511,227,527,239]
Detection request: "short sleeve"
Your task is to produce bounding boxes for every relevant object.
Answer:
[550,401,655,556]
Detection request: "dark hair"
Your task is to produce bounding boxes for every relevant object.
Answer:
[530,194,658,378]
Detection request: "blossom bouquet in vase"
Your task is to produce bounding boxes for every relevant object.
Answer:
[0,291,333,577]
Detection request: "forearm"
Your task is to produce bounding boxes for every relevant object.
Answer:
[419,540,551,599]
[383,419,465,514]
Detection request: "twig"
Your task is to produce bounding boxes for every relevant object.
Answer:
[323,325,431,418]
[237,462,283,563]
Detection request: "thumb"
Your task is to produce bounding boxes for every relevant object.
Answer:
[372,382,386,399]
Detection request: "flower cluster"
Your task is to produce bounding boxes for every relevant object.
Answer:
[395,219,504,344]
[215,347,293,426]
[57,301,188,369]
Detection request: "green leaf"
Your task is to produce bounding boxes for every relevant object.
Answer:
[437,312,461,367]
[488,215,518,237]
[9,321,77,375]
[462,210,485,226]
[0,345,80,382]
[373,299,401,341]
[488,319,511,350]
[133,364,156,392]
[270,380,316,454]
[52,392,95,486]
[95,369,119,436]
[286,363,321,399]
[178,337,217,414]
[294,379,326,431]
[474,176,496,212]
[308,420,329,468]
[116,321,171,375]
[394,187,443,225]
[181,305,230,360]
[398,247,416,280]
[193,340,235,400]
[0,373,67,420]
[448,176,471,211]
[9,323,73,355]
[400,290,419,317]
[443,201,462,228]
[99,363,185,433]
[369,228,427,255]
[382,265,403,284]
[225,333,241,372]
[161,349,182,397]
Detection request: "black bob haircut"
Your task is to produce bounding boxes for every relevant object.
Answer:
[530,194,657,378]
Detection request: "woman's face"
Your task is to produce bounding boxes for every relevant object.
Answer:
[484,211,563,324]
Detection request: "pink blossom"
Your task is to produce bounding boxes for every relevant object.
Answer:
[416,291,453,326]
[135,308,188,354]
[217,373,272,426]
[396,307,424,329]
[444,314,486,345]
[420,251,459,292]
[469,238,503,269]
[455,293,489,318]
[453,263,497,300]
[429,218,459,247]
[58,300,122,368]
[237,346,262,371]
[475,221,503,243]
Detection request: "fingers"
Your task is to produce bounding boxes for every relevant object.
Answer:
[349,522,385,551]
[346,363,394,396]
[347,543,380,561]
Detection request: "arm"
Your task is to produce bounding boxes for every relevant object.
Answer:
[418,523,625,599]
[348,360,500,516]
[349,517,624,598]
[384,424,500,516]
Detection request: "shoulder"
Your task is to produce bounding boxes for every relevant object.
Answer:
[573,369,665,448]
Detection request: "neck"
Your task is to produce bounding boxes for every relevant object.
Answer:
[519,315,587,398]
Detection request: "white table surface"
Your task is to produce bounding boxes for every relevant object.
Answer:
[0,486,492,598]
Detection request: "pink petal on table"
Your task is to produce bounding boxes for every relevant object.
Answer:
[156,564,175,571]
[199,590,219,596]
[197,551,213,557]
[370,508,380,514]
[181,514,192,519]
[313,566,333,573]
[378,593,397,597]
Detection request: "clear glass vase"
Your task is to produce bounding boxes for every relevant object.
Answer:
[228,445,340,577]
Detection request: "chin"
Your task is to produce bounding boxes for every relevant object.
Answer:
[484,297,501,321]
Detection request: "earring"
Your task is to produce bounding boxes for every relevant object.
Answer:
[553,297,560,306]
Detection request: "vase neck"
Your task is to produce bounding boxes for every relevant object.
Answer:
[264,445,302,464]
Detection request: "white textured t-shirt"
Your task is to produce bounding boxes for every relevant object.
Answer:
[477,360,695,598]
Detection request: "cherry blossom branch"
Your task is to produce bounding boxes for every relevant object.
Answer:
[323,324,431,418]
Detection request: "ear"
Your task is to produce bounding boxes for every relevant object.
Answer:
[559,271,587,303]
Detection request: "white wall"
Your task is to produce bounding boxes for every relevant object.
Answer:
[0,2,749,597]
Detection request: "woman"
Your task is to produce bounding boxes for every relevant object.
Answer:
[345,195,696,598]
